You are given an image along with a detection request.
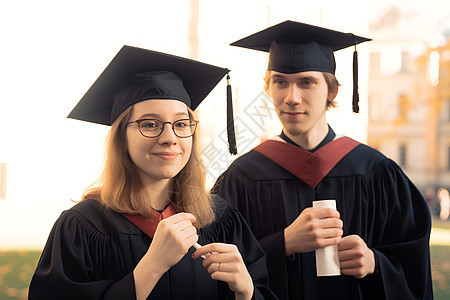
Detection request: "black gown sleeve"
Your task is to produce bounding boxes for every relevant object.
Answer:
[199,196,278,300]
[213,163,289,296]
[357,159,433,299]
[28,209,137,300]
[214,167,287,249]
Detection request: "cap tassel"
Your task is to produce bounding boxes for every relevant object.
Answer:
[352,44,360,113]
[226,74,237,155]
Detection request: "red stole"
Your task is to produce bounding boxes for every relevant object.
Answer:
[122,203,178,238]
[253,137,359,189]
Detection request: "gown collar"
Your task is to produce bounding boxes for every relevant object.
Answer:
[122,203,178,238]
[254,134,359,188]
[279,125,336,152]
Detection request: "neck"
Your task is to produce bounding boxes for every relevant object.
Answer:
[141,177,173,211]
[283,121,329,150]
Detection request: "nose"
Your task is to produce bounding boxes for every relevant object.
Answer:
[157,123,178,145]
[284,85,303,106]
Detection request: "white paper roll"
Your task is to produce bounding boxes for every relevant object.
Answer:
[313,199,341,276]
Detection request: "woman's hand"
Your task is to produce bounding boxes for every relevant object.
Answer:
[147,213,199,273]
[192,243,254,300]
[134,213,198,300]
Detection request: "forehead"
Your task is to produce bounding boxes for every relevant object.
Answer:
[131,99,189,118]
[270,70,325,81]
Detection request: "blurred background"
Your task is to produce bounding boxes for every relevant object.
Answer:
[1,0,449,298]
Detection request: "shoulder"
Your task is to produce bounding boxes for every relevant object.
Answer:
[226,149,261,169]
[71,198,105,216]
[337,142,401,176]
[58,199,140,236]
[206,195,244,228]
[222,149,294,181]
[210,195,235,219]
[200,195,254,242]
[353,143,394,167]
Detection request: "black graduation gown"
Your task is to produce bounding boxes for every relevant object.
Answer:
[29,196,276,300]
[212,136,433,300]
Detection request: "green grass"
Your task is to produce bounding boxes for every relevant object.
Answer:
[431,245,450,299]
[0,250,41,300]
[1,223,449,299]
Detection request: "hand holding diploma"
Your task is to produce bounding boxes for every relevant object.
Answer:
[284,200,343,256]
[311,200,375,278]
[313,200,341,276]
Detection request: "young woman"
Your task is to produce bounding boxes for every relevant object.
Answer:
[29,46,276,300]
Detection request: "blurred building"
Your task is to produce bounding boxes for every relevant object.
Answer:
[418,38,450,190]
[367,5,448,192]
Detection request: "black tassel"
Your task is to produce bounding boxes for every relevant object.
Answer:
[226,74,237,155]
[352,46,360,113]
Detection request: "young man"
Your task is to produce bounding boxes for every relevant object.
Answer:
[213,21,433,300]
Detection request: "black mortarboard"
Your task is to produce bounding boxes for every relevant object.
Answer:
[230,20,371,113]
[68,45,237,154]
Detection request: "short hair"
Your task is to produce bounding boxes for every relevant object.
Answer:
[263,70,340,110]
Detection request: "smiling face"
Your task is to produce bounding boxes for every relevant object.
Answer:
[267,70,337,140]
[126,99,193,185]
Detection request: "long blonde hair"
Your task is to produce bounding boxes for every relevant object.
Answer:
[83,105,215,228]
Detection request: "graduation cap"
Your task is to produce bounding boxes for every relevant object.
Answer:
[230,20,371,113]
[68,45,237,154]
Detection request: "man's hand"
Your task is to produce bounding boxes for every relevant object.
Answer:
[338,235,375,278]
[284,207,343,256]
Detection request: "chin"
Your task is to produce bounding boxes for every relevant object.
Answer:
[283,126,307,137]
[159,170,182,180]
[140,168,182,182]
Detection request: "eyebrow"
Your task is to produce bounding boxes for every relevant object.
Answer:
[297,76,319,82]
[271,73,319,82]
[271,74,287,79]
[137,112,189,119]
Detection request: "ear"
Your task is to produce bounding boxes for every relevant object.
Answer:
[327,85,339,102]
[263,70,271,97]
[265,86,271,99]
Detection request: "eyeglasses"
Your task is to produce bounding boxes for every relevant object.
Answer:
[127,119,199,138]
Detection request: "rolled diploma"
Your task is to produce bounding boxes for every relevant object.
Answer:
[193,242,217,259]
[313,199,341,276]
